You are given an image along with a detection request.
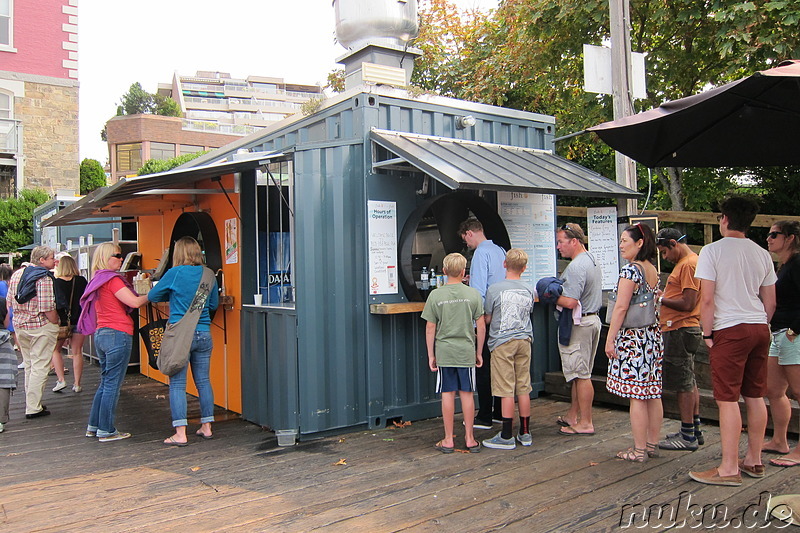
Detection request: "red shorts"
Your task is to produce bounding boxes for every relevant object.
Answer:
[710,323,770,402]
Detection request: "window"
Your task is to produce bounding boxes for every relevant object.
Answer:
[0,0,11,48]
[149,142,175,161]
[0,91,10,118]
[116,143,142,172]
[180,144,203,156]
[257,159,295,306]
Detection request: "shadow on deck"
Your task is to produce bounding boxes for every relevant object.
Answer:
[1,357,799,532]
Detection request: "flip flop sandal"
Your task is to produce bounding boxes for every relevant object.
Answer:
[467,442,481,453]
[558,426,595,436]
[434,440,455,454]
[770,458,800,467]
[164,436,188,447]
[195,430,214,440]
[556,416,572,427]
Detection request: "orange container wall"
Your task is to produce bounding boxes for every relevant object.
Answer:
[136,173,243,414]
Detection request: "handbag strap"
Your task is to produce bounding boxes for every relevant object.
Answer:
[65,278,76,321]
[170,267,215,331]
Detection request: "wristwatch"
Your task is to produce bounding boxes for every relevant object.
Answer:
[703,333,713,340]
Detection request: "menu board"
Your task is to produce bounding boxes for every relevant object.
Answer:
[497,192,557,285]
[587,206,620,290]
[367,200,398,295]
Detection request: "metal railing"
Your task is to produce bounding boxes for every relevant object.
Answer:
[181,119,259,136]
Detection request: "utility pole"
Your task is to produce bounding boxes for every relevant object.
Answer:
[609,0,638,217]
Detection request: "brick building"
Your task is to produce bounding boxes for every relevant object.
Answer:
[105,114,240,184]
[0,0,79,196]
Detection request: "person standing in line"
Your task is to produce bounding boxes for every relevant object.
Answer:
[51,255,88,393]
[655,228,705,451]
[148,236,219,446]
[78,243,148,442]
[458,217,506,430]
[760,221,800,467]
[422,253,485,453]
[690,196,776,486]
[0,298,17,433]
[481,249,536,450]
[554,223,602,436]
[605,223,663,462]
[8,246,59,419]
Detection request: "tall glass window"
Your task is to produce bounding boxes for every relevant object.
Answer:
[0,91,10,118]
[0,0,11,48]
[256,159,294,306]
[180,144,203,156]
[116,143,142,172]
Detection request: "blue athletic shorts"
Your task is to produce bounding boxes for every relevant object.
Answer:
[436,366,476,393]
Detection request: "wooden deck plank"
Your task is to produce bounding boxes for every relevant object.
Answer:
[2,361,800,532]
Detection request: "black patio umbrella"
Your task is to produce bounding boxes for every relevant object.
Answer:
[588,60,800,168]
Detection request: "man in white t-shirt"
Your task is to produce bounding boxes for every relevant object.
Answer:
[689,196,776,487]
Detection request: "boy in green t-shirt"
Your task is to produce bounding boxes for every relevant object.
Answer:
[421,253,485,453]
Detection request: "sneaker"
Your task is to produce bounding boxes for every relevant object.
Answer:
[666,429,704,446]
[689,467,742,486]
[739,461,766,478]
[72,385,82,393]
[0,421,4,433]
[25,409,50,419]
[473,418,494,430]
[482,432,516,450]
[17,362,24,369]
[659,433,699,451]
[52,380,67,393]
[98,432,131,443]
[516,432,533,446]
[85,430,97,438]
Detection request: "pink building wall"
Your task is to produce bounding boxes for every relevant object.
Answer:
[0,0,77,80]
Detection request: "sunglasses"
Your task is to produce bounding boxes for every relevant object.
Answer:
[767,231,784,239]
[111,253,124,259]
[560,224,576,239]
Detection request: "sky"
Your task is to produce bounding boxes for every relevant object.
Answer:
[78,0,499,164]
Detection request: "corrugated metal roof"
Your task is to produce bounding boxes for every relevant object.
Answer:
[43,152,285,227]
[370,128,639,199]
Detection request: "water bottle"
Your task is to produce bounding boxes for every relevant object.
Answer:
[430,267,438,289]
[421,266,430,290]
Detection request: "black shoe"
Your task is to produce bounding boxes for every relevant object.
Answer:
[473,418,494,430]
[26,409,50,419]
[696,430,704,446]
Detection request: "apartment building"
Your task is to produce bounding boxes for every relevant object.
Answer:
[157,71,323,136]
[0,0,79,197]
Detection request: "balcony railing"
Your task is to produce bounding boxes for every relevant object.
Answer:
[0,118,21,153]
[181,119,259,136]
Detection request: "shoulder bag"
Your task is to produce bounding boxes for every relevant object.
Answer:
[605,262,657,329]
[157,267,215,377]
[57,280,76,341]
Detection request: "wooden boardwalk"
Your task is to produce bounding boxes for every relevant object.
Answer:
[2,358,799,532]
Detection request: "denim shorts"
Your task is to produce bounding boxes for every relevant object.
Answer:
[769,329,800,365]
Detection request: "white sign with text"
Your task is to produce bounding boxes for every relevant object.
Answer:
[498,192,557,285]
[368,200,398,295]
[587,206,620,290]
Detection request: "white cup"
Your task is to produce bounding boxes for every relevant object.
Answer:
[254,294,263,305]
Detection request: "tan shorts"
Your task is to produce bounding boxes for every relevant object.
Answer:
[490,338,532,397]
[558,314,602,381]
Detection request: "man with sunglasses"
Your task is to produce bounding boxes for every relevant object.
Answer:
[554,223,601,436]
[690,196,776,487]
[655,228,704,451]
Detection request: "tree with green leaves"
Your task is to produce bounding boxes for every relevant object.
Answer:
[0,189,50,256]
[137,151,208,176]
[113,83,182,118]
[79,158,106,195]
[411,0,800,212]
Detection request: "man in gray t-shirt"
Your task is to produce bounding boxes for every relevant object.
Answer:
[554,223,602,436]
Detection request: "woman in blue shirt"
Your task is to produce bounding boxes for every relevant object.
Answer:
[148,237,219,446]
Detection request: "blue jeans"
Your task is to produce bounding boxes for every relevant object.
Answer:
[87,328,132,437]
[168,330,214,427]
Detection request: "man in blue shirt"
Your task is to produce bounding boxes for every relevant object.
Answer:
[459,218,506,429]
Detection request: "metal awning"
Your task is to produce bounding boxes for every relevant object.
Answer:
[370,128,639,198]
[44,152,286,227]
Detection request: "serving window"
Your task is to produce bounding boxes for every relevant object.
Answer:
[255,158,295,307]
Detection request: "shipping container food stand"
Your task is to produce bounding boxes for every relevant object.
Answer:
[45,83,637,441]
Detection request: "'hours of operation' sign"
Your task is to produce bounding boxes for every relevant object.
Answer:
[367,200,398,295]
